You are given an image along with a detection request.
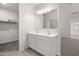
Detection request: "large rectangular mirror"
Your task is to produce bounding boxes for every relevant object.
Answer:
[43,9,57,29]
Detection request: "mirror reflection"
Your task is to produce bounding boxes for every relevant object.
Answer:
[43,9,57,29]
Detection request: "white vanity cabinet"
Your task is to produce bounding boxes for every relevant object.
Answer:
[36,35,57,56]
[36,36,51,56]
[28,34,37,50]
[28,33,59,56]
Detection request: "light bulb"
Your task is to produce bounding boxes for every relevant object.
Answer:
[47,8,51,12]
[36,10,42,15]
[2,3,6,5]
[41,9,45,14]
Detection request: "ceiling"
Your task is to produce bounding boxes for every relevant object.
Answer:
[0,3,19,12]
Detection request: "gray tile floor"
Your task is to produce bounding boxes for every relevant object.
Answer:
[0,41,42,56]
[61,37,79,56]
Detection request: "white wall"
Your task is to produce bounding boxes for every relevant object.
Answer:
[59,3,79,38]
[0,8,18,21]
[0,8,18,44]
[19,3,36,50]
[59,4,72,38]
[34,14,43,31]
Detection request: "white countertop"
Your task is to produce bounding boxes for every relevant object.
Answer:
[28,32,58,37]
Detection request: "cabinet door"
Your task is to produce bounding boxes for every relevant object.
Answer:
[28,34,36,50]
[37,36,51,56]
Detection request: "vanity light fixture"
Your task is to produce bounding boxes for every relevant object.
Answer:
[47,8,51,12]
[2,3,6,5]
[44,7,49,13]
[36,7,52,15]
[36,10,42,14]
[41,9,46,14]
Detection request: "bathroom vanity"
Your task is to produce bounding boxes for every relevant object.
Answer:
[27,32,60,56]
[27,4,60,56]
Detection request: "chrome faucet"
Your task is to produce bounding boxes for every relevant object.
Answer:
[47,29,50,34]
